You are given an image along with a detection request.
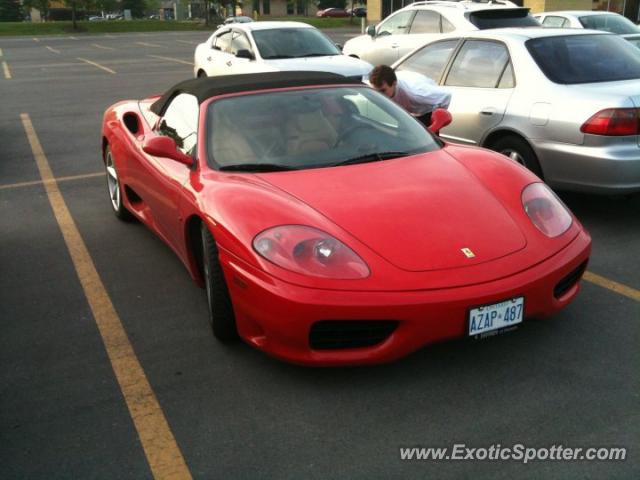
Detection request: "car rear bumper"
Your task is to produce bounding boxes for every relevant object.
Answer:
[220,230,591,366]
[536,141,640,194]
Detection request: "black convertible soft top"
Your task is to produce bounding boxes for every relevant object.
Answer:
[150,71,363,115]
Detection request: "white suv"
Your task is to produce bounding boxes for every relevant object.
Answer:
[343,0,539,65]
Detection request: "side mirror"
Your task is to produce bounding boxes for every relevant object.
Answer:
[143,135,193,167]
[235,49,253,60]
[428,108,452,136]
[335,43,343,51]
[366,25,376,37]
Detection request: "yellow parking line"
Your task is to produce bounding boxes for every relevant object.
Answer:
[92,43,115,50]
[0,172,104,191]
[176,40,195,45]
[148,54,194,66]
[77,57,116,74]
[20,113,192,479]
[2,61,11,79]
[137,41,164,48]
[46,46,61,54]
[584,271,640,302]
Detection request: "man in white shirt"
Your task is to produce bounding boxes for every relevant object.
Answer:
[368,65,451,127]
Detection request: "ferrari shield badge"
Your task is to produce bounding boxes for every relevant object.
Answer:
[461,248,475,258]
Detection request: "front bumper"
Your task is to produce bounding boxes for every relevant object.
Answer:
[220,230,591,366]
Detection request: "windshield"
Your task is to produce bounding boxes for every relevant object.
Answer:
[206,87,440,172]
[579,14,640,34]
[252,28,340,59]
[526,34,640,84]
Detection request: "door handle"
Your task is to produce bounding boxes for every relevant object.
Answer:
[480,108,496,116]
[391,43,399,48]
[226,60,232,66]
[206,56,211,61]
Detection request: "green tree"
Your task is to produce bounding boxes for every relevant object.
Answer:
[317,0,345,9]
[63,0,95,30]
[22,0,49,20]
[0,0,24,21]
[121,0,145,18]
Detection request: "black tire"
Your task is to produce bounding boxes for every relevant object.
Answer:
[490,135,544,179]
[201,224,239,342]
[197,70,207,78]
[104,145,134,221]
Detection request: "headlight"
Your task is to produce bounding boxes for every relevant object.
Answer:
[522,183,572,238]
[253,225,370,279]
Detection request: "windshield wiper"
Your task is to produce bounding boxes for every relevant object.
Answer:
[218,163,297,172]
[262,55,295,59]
[296,53,336,57]
[331,151,411,167]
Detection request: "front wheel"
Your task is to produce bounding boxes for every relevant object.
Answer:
[201,224,239,343]
[104,145,133,221]
[490,135,544,179]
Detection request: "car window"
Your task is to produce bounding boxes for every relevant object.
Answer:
[527,33,640,84]
[252,28,340,59]
[578,14,640,34]
[157,93,198,155]
[230,31,252,55]
[468,9,540,29]
[410,10,442,34]
[445,40,511,88]
[206,87,440,170]
[395,39,459,81]
[542,16,569,28]
[213,30,232,52]
[377,10,415,36]
[441,15,455,33]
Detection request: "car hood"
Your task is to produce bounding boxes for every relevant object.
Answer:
[257,151,527,272]
[264,55,372,77]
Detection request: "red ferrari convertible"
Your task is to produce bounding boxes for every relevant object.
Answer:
[101,71,591,365]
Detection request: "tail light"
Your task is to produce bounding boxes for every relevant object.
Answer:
[522,183,572,238]
[580,108,640,136]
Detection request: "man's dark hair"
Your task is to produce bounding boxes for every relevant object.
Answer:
[369,65,397,87]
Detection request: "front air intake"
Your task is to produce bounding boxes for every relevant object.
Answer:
[309,320,398,350]
[554,261,588,299]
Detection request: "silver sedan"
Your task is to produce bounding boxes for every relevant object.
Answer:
[393,28,640,194]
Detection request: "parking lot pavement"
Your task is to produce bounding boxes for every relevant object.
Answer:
[1,31,638,479]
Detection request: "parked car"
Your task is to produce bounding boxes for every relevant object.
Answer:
[100,71,591,365]
[217,15,254,29]
[534,10,640,35]
[349,7,367,18]
[194,21,372,79]
[317,8,350,18]
[88,16,106,21]
[343,0,539,65]
[392,28,640,194]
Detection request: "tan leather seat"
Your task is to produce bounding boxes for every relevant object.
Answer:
[211,124,256,167]
[286,109,338,156]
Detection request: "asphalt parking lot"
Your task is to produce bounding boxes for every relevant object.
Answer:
[0,30,638,479]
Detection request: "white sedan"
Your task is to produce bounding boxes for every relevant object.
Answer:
[194,21,372,79]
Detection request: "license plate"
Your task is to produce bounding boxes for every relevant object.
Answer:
[468,297,524,337]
